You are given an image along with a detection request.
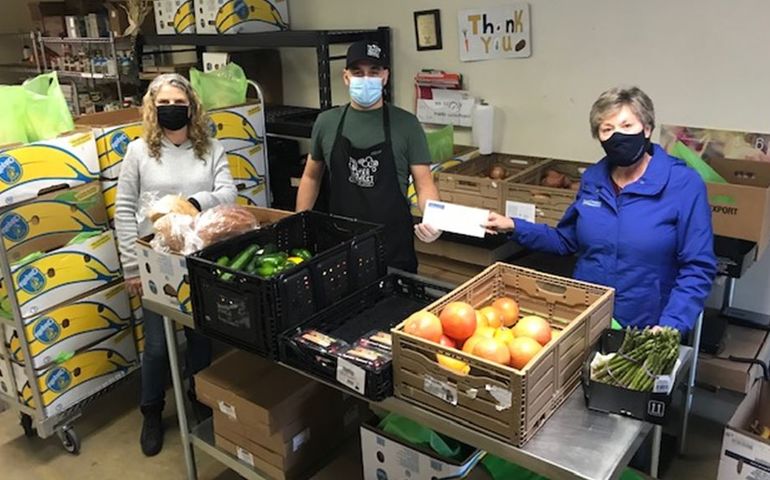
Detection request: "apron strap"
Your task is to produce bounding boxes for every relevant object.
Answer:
[334,104,351,139]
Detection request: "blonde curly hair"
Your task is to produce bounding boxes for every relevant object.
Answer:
[142,73,211,160]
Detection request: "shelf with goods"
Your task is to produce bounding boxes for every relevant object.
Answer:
[141,27,392,138]
[0,131,140,454]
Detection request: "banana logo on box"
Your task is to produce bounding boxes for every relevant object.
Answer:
[14,252,121,315]
[407,159,461,215]
[97,124,142,178]
[176,276,192,314]
[8,300,132,363]
[0,145,98,195]
[236,184,266,206]
[0,201,105,247]
[227,149,265,185]
[21,346,135,408]
[173,0,196,33]
[209,110,262,149]
[215,0,289,33]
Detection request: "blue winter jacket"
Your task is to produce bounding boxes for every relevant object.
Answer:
[512,144,717,334]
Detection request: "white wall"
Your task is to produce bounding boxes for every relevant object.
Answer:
[282,0,770,315]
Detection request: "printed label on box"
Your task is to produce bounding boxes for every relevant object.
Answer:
[236,447,255,467]
[336,358,366,394]
[424,375,458,406]
[506,200,536,223]
[292,428,310,452]
[218,400,237,420]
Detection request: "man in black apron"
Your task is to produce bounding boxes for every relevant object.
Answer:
[297,41,441,273]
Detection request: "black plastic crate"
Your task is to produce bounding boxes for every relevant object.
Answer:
[582,329,682,425]
[279,273,452,400]
[188,211,386,358]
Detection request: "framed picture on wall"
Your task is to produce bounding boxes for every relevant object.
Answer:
[414,9,442,51]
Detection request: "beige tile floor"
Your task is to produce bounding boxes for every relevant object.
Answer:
[0,375,724,480]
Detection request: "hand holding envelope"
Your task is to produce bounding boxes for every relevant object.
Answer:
[422,200,491,238]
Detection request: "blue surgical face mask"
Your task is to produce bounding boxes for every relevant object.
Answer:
[349,76,383,108]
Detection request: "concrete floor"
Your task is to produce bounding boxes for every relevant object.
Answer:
[0,375,731,480]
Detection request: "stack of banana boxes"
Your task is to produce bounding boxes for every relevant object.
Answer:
[152,0,290,35]
[0,129,140,418]
[74,102,269,323]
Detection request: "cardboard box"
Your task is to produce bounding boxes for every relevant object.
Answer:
[360,417,482,480]
[415,236,522,267]
[153,0,196,35]
[660,125,770,259]
[718,378,770,480]
[105,3,129,37]
[0,130,99,208]
[707,157,770,259]
[137,207,289,313]
[195,350,321,435]
[133,320,145,356]
[236,183,269,207]
[15,328,137,416]
[100,179,117,223]
[75,108,143,179]
[209,102,265,152]
[9,230,122,319]
[698,325,770,394]
[416,252,484,286]
[194,0,289,34]
[4,282,132,370]
[0,182,109,264]
[228,143,267,188]
[0,353,13,400]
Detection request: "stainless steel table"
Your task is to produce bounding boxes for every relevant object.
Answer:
[143,298,690,480]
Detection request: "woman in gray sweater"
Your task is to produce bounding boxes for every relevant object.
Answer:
[115,73,236,456]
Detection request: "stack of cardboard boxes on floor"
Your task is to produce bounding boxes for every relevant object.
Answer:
[195,350,363,480]
[0,129,139,416]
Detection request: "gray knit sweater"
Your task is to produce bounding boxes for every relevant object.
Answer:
[115,137,237,278]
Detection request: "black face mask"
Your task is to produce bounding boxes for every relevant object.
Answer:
[157,105,189,131]
[600,130,651,167]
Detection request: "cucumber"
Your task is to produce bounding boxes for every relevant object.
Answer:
[290,248,312,261]
[222,244,260,280]
[216,256,231,267]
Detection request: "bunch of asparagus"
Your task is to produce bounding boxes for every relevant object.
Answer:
[591,327,680,392]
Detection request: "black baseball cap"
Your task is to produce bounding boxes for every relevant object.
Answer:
[346,41,387,69]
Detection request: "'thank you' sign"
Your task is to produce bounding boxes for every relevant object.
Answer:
[458,3,531,62]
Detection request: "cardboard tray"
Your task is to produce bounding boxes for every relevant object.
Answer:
[392,262,614,446]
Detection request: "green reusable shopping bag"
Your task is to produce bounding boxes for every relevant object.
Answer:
[426,125,455,162]
[0,86,30,145]
[670,140,728,184]
[22,71,74,142]
[190,63,248,110]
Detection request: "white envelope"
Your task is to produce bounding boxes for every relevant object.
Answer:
[423,200,488,238]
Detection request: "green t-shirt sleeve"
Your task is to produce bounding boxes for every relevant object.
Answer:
[310,111,331,162]
[405,115,432,166]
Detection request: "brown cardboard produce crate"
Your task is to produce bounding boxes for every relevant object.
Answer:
[392,262,614,446]
[437,153,548,210]
[504,159,589,226]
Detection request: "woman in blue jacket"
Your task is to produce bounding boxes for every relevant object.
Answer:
[485,86,716,334]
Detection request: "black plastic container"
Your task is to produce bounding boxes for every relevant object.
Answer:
[279,273,452,400]
[714,235,757,278]
[582,329,681,425]
[188,211,386,358]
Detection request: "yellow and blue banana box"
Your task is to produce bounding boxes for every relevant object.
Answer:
[129,293,143,323]
[133,320,145,357]
[4,282,132,370]
[209,102,265,152]
[9,230,122,319]
[100,179,117,223]
[236,183,268,207]
[0,182,109,264]
[0,130,99,208]
[137,236,193,315]
[0,352,13,399]
[194,0,289,34]
[14,328,137,416]
[74,108,143,180]
[227,142,267,188]
[154,0,197,34]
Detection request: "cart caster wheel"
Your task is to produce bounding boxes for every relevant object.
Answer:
[20,413,35,438]
[58,427,80,455]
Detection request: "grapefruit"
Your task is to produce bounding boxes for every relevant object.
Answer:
[512,315,552,346]
[478,306,504,329]
[494,327,515,344]
[507,337,543,370]
[472,338,511,366]
[404,311,443,343]
[462,336,482,354]
[440,302,477,341]
[492,297,520,327]
[439,335,457,349]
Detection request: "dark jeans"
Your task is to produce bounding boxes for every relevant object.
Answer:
[140,310,212,407]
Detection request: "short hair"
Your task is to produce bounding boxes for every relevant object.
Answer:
[589,86,655,139]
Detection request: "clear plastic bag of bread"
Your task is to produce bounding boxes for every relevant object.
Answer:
[146,194,199,223]
[186,204,259,253]
[151,213,196,253]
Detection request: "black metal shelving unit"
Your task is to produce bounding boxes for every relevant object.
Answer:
[141,27,391,138]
